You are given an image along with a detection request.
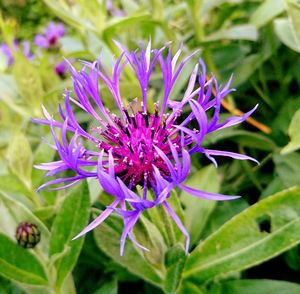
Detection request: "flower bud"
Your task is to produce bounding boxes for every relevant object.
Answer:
[16,222,41,248]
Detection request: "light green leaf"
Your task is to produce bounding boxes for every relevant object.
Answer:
[103,13,157,38]
[0,174,36,207]
[184,187,300,284]
[205,25,258,42]
[281,109,300,154]
[6,132,32,189]
[274,18,300,52]
[12,55,44,115]
[60,36,85,53]
[43,0,98,32]
[181,165,220,247]
[250,0,284,28]
[0,234,48,285]
[0,74,19,100]
[0,51,8,71]
[32,136,56,188]
[209,279,300,294]
[274,153,300,187]
[0,191,50,256]
[93,213,163,287]
[49,181,90,289]
[285,0,300,49]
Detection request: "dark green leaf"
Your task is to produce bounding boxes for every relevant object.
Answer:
[0,234,48,285]
[164,245,186,294]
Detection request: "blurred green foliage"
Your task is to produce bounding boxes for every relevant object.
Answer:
[1,0,300,293]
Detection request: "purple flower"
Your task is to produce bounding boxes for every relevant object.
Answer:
[34,22,64,49]
[54,60,67,78]
[0,40,33,66]
[106,0,126,17]
[33,41,258,255]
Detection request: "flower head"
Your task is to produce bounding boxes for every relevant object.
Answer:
[0,40,33,66]
[33,41,258,255]
[34,22,64,49]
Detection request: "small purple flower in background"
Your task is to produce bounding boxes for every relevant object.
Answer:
[0,40,33,66]
[34,22,64,49]
[33,41,258,255]
[54,60,67,78]
[106,0,126,17]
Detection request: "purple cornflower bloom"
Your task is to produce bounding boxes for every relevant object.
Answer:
[33,41,258,255]
[34,22,64,49]
[0,40,33,66]
[54,60,67,78]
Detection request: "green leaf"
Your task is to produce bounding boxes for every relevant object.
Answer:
[43,0,98,32]
[93,279,118,294]
[202,199,249,239]
[133,215,166,268]
[103,13,157,38]
[284,245,300,271]
[184,187,300,284]
[231,54,264,87]
[49,181,90,289]
[281,109,300,154]
[6,132,33,188]
[12,54,44,115]
[209,279,300,294]
[274,18,300,52]
[0,174,36,207]
[32,136,56,188]
[93,213,163,287]
[285,0,300,49]
[274,152,300,187]
[181,165,220,247]
[250,0,284,28]
[0,191,50,256]
[178,281,205,294]
[143,190,184,249]
[203,130,277,152]
[164,245,186,294]
[205,25,258,42]
[0,234,48,285]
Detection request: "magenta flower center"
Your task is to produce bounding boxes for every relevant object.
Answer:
[49,36,57,45]
[95,100,181,188]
